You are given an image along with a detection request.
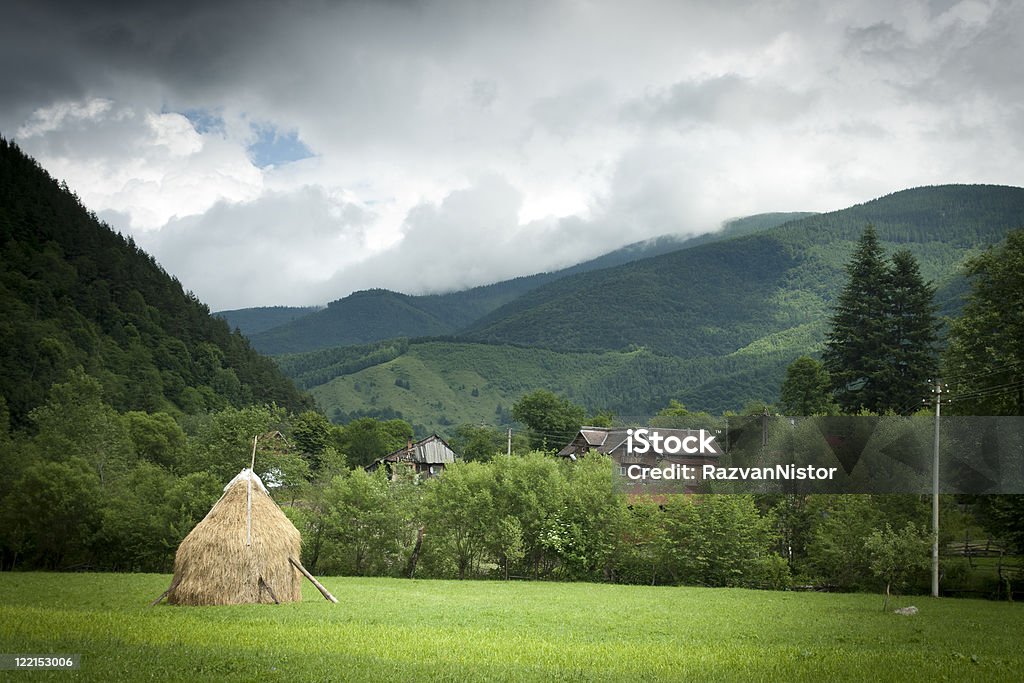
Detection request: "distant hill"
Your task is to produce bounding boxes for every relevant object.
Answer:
[0,138,312,425]
[215,306,322,336]
[246,212,814,355]
[463,185,1023,357]
[275,339,800,434]
[275,185,1024,431]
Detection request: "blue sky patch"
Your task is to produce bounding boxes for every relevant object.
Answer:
[247,123,314,168]
[181,108,225,135]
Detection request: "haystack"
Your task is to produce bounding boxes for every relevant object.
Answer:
[152,468,330,606]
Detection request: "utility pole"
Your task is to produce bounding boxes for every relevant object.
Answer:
[507,428,512,457]
[928,380,946,598]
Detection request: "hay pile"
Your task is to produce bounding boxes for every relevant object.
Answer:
[166,468,302,606]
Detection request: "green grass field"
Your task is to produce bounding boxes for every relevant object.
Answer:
[1,573,1021,681]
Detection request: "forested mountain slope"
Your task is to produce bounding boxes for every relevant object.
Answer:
[245,213,814,354]
[464,185,1024,356]
[276,339,799,433]
[0,138,311,426]
[279,186,1023,431]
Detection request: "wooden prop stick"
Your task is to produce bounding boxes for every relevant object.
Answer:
[148,576,181,607]
[148,589,170,608]
[289,557,338,603]
[259,576,280,605]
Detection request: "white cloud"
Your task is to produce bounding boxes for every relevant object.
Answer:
[14,99,263,231]
[2,0,1023,309]
[16,97,116,137]
[142,185,373,309]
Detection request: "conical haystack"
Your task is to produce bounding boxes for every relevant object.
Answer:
[166,468,302,605]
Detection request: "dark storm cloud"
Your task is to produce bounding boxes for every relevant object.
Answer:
[2,0,1023,308]
[1,0,320,120]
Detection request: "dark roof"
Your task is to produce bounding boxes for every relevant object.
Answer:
[579,429,610,447]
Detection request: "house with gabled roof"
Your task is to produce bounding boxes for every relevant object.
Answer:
[557,426,722,492]
[366,434,458,480]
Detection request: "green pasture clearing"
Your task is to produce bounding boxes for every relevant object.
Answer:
[306,340,795,433]
[1,573,1021,681]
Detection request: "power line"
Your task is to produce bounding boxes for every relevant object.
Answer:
[898,395,929,416]
[943,359,1024,386]
[948,378,1024,403]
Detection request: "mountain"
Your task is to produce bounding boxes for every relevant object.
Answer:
[463,185,1023,356]
[245,212,814,354]
[215,306,322,336]
[277,185,1024,433]
[0,138,312,426]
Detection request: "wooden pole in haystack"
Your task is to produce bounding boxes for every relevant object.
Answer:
[247,435,258,547]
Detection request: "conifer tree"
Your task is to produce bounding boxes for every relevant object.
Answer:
[823,225,890,413]
[779,356,836,415]
[823,228,938,414]
[880,249,939,412]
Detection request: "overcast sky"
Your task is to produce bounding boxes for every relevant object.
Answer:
[3,0,1022,310]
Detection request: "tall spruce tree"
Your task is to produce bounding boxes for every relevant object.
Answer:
[823,228,938,414]
[880,249,939,412]
[823,225,890,413]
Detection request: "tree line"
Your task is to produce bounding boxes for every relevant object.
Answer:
[1,366,1014,600]
[0,375,944,596]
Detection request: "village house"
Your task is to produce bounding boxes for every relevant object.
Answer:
[556,426,723,492]
[367,434,458,480]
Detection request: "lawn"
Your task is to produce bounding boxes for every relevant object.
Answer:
[1,573,1021,681]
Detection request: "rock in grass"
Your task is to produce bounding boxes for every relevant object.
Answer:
[894,606,919,616]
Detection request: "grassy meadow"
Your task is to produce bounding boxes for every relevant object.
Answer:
[1,573,1022,681]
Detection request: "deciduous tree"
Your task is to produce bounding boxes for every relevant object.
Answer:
[512,389,585,451]
[337,417,414,468]
[865,522,930,610]
[945,229,1024,415]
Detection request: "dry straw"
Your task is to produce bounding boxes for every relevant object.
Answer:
[164,468,303,606]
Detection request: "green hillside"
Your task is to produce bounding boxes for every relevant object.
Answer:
[465,185,1024,356]
[247,213,813,354]
[276,186,1023,430]
[250,289,457,354]
[0,138,311,425]
[278,339,798,435]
